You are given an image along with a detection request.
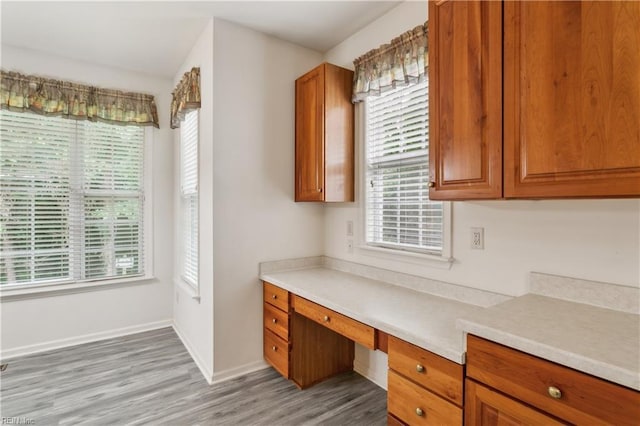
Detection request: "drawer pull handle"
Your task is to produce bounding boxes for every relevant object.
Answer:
[548,386,562,399]
[415,408,424,417]
[272,346,277,352]
[416,364,425,373]
[323,315,330,322]
[272,294,277,299]
[272,318,277,324]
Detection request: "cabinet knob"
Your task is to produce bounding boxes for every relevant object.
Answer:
[318,188,323,193]
[415,408,424,417]
[547,386,562,399]
[272,346,277,352]
[428,181,435,188]
[272,318,277,324]
[272,294,277,299]
[323,315,330,322]
[416,364,425,373]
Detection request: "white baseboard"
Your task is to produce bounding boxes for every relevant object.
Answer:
[212,360,269,384]
[1,319,172,360]
[172,322,214,385]
[354,358,388,391]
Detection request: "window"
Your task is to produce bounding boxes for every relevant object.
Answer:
[365,80,445,256]
[0,110,147,286]
[180,110,198,288]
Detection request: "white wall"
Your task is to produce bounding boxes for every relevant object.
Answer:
[323,0,640,389]
[211,19,325,378]
[0,45,175,357]
[172,20,216,382]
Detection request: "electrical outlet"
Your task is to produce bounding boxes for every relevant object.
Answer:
[347,220,354,236]
[347,239,354,253]
[471,227,484,249]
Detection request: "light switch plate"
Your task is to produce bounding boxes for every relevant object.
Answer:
[347,220,354,236]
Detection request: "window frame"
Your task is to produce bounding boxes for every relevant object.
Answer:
[178,110,199,294]
[358,90,452,266]
[0,113,154,300]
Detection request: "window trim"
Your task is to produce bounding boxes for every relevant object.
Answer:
[356,100,453,267]
[0,124,155,299]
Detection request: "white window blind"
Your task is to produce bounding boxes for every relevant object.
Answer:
[365,80,444,255]
[180,110,198,288]
[0,110,145,286]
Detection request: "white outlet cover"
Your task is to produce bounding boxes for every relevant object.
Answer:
[471,227,484,249]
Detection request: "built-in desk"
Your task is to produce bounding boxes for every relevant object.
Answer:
[259,260,640,425]
[259,266,501,425]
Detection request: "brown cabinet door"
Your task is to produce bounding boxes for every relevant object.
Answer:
[465,379,566,426]
[504,1,640,198]
[428,0,503,200]
[295,65,325,201]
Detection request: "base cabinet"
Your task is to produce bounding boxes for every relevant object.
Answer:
[387,336,463,426]
[465,379,565,426]
[465,335,640,426]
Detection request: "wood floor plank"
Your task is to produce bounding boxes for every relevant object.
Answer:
[0,327,386,425]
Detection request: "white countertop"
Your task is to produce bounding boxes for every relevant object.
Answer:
[260,259,640,391]
[261,267,488,364]
[457,294,640,391]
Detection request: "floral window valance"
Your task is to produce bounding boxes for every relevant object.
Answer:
[0,70,159,128]
[170,67,201,129]
[352,22,428,103]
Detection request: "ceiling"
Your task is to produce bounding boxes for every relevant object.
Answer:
[1,1,401,78]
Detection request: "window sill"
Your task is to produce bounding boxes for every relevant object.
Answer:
[174,277,201,303]
[358,244,454,270]
[0,275,156,302]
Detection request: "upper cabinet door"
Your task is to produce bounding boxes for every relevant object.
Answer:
[429,0,503,200]
[295,66,325,202]
[504,1,640,198]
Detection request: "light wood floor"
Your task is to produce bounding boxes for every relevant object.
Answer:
[1,327,387,425]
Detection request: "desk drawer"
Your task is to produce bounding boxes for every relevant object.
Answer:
[388,336,463,406]
[293,296,376,350]
[264,301,289,341]
[264,329,289,378]
[466,335,640,426]
[388,370,462,426]
[263,281,289,312]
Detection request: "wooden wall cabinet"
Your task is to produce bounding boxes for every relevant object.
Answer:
[295,63,354,202]
[429,0,640,200]
[428,0,503,200]
[465,335,640,426]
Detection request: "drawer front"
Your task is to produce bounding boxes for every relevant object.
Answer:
[388,370,462,426]
[264,302,289,341]
[264,329,289,378]
[466,335,640,426]
[263,281,289,312]
[388,336,463,406]
[293,296,376,350]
